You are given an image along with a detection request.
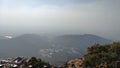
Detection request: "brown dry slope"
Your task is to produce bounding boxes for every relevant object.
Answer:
[63,58,83,68]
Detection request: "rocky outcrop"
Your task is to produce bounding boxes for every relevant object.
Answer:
[62,58,83,68]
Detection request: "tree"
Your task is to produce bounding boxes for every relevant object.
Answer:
[27,57,51,68]
[83,42,120,68]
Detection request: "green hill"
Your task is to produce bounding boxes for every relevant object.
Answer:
[83,42,120,68]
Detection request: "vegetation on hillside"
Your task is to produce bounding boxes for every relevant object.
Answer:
[26,57,52,68]
[83,42,120,68]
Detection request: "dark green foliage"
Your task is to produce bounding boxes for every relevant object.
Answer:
[27,57,51,68]
[83,42,120,68]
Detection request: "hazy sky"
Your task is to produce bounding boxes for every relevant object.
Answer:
[0,0,120,40]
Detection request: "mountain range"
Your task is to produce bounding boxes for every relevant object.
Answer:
[0,34,112,65]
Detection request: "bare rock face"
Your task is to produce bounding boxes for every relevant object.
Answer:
[62,58,83,68]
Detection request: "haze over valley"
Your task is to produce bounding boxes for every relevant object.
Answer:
[0,0,120,67]
[0,34,112,65]
[0,0,120,41]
